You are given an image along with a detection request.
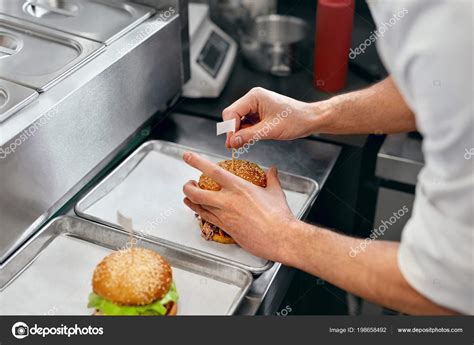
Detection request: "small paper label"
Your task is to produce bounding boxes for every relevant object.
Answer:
[216,119,236,136]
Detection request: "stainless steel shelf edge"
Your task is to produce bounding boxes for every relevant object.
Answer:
[75,140,319,275]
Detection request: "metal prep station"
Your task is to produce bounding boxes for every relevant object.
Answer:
[0,0,342,315]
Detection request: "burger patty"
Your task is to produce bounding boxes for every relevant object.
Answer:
[196,215,231,240]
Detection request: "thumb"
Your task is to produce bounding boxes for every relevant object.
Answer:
[266,166,282,190]
[230,123,266,148]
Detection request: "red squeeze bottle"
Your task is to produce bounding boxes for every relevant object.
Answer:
[313,0,355,92]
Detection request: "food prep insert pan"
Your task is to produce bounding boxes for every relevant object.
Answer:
[0,79,38,122]
[0,0,155,45]
[0,14,104,92]
[75,140,320,274]
[0,216,252,315]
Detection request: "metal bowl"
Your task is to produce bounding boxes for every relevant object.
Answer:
[240,15,309,76]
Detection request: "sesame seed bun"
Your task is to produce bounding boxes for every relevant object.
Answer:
[92,248,173,306]
[197,160,267,244]
[198,160,267,191]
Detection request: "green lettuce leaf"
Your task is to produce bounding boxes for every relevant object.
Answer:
[88,281,178,316]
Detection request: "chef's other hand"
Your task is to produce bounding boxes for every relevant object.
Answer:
[182,152,297,262]
[223,87,318,148]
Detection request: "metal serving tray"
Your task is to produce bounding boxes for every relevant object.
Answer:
[75,140,319,274]
[0,14,104,92]
[0,216,252,315]
[0,0,155,45]
[0,79,38,122]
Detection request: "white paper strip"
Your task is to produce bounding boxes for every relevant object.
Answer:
[216,119,236,136]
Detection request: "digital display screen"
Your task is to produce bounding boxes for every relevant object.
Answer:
[197,31,230,78]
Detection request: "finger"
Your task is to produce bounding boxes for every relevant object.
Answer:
[266,166,283,191]
[183,198,223,228]
[183,152,241,188]
[223,89,260,148]
[182,180,223,207]
[223,112,241,149]
[222,90,259,122]
[224,122,241,150]
[229,122,267,148]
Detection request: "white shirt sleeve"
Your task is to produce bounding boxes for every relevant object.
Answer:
[367,0,474,314]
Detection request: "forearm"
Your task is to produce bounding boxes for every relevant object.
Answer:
[281,221,457,315]
[310,77,417,135]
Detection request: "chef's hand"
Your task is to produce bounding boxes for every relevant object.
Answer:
[223,87,319,148]
[182,152,297,262]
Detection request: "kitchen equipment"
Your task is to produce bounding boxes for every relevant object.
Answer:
[208,0,277,39]
[0,15,105,92]
[240,15,309,76]
[182,3,237,98]
[0,3,188,264]
[313,0,355,92]
[0,0,155,45]
[0,79,38,123]
[0,216,252,315]
[75,140,319,274]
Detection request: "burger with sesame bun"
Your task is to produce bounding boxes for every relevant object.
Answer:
[197,159,267,244]
[88,247,178,316]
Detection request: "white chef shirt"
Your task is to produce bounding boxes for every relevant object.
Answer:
[367,0,474,314]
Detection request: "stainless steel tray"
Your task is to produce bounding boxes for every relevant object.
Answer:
[0,14,104,92]
[0,79,38,122]
[0,216,252,315]
[0,0,155,45]
[75,140,319,274]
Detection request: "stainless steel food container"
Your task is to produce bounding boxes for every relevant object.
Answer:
[240,15,309,76]
[0,14,104,92]
[0,0,155,45]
